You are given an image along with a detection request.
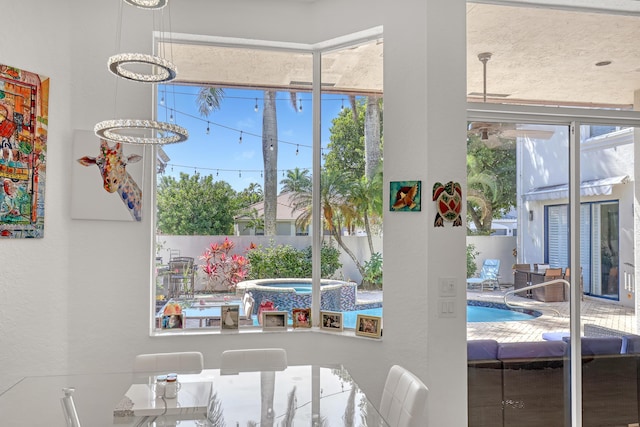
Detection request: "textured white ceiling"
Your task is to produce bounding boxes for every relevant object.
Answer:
[165,3,640,108]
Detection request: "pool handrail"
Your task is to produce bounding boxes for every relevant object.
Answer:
[503,279,570,317]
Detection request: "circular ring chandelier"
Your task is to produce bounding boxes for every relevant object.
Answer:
[108,53,177,83]
[94,119,189,145]
[123,0,167,9]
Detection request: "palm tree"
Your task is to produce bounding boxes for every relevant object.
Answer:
[196,87,225,117]
[347,168,383,254]
[467,153,499,233]
[196,87,282,236]
[241,207,264,235]
[364,96,382,180]
[262,90,278,236]
[280,167,311,193]
[291,170,365,277]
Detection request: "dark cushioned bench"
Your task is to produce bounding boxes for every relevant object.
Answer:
[468,337,640,427]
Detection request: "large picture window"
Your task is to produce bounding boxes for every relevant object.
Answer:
[152,31,383,333]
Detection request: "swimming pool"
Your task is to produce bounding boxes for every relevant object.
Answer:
[252,303,537,328]
[256,283,315,294]
[467,302,541,322]
[342,305,539,327]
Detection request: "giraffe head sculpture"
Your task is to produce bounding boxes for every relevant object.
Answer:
[78,139,143,221]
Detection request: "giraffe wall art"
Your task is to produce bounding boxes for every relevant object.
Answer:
[71,130,144,222]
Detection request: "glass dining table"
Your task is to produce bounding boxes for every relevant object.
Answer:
[0,364,390,426]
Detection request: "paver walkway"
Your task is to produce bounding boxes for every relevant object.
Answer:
[467,289,637,342]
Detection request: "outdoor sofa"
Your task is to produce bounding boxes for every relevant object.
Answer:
[468,336,640,427]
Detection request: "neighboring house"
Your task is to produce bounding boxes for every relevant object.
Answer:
[518,124,634,307]
[234,192,309,236]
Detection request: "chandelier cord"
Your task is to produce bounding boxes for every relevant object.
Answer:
[112,0,125,120]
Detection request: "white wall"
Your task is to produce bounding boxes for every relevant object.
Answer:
[159,234,382,285]
[0,0,467,425]
[467,236,518,284]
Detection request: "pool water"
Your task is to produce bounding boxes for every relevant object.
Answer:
[263,283,314,293]
[467,305,538,322]
[253,305,536,327]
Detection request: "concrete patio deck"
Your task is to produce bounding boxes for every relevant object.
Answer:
[467,288,637,342]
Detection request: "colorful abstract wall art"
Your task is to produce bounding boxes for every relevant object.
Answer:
[0,64,49,238]
[71,130,144,222]
[390,180,421,211]
[432,181,462,227]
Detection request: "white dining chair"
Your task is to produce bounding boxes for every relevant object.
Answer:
[60,387,81,427]
[133,351,204,374]
[379,365,428,427]
[220,348,287,374]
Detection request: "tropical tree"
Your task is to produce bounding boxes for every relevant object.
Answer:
[323,103,365,184]
[466,133,517,233]
[261,90,278,236]
[196,87,225,117]
[157,172,239,235]
[239,207,264,235]
[364,96,383,180]
[237,182,264,209]
[291,170,365,277]
[196,86,284,236]
[280,167,311,194]
[347,167,383,254]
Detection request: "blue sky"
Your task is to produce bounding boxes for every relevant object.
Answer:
[157,85,349,192]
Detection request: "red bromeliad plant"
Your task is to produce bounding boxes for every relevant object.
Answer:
[200,238,251,291]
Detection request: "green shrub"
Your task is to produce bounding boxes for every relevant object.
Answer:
[467,243,480,278]
[247,243,342,279]
[303,244,342,278]
[362,252,383,289]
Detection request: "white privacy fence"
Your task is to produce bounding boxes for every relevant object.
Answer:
[157,234,382,285]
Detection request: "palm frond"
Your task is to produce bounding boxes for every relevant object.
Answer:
[342,386,357,427]
[280,386,297,427]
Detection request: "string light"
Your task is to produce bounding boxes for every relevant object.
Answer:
[260,170,263,178]
[341,99,344,110]
[254,98,258,112]
[206,122,210,135]
[298,99,303,112]
[155,89,324,153]
[239,170,242,178]
[216,169,219,176]
[296,144,299,155]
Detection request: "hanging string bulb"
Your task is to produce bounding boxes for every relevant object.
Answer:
[239,170,242,178]
[260,170,263,178]
[216,169,219,176]
[341,98,344,110]
[298,99,303,112]
[169,109,174,122]
[206,122,210,135]
[238,131,243,144]
[295,144,299,155]
[254,98,259,112]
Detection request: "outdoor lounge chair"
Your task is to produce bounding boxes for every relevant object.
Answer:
[467,259,500,291]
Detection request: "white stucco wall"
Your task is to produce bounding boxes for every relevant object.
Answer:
[0,0,467,425]
[518,125,635,305]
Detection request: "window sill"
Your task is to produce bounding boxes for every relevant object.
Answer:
[151,326,383,341]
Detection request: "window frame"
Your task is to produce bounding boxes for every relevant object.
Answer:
[151,28,384,334]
